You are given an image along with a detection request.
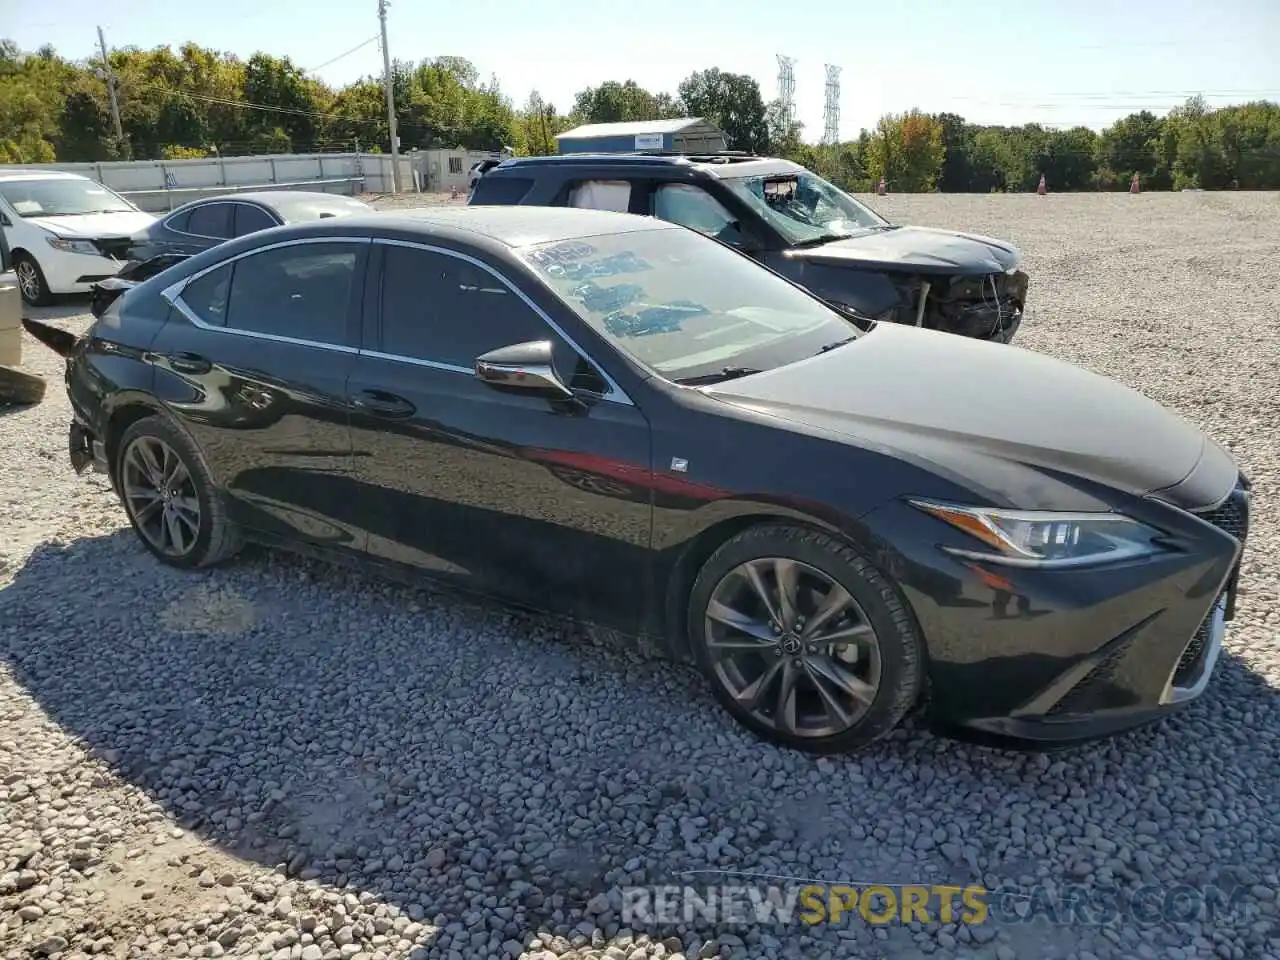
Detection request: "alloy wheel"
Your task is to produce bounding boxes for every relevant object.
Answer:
[121,436,202,558]
[16,261,41,301]
[704,557,882,739]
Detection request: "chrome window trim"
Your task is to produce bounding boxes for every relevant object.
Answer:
[372,238,633,406]
[162,200,281,241]
[160,236,371,353]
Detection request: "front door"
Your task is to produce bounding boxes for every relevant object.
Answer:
[344,239,654,632]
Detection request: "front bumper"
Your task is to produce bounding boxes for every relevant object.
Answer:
[872,478,1250,749]
[41,250,124,295]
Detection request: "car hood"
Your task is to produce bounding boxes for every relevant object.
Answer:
[27,211,157,239]
[703,324,1212,505]
[786,224,1020,275]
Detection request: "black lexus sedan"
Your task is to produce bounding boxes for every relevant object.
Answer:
[23,206,1249,754]
[89,190,373,317]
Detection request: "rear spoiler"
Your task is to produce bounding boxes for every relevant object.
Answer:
[22,317,81,358]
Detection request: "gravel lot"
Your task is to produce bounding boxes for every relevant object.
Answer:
[2,191,1278,960]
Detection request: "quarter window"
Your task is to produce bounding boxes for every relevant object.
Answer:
[233,203,277,236]
[566,180,632,212]
[380,245,553,368]
[179,263,232,327]
[219,242,360,344]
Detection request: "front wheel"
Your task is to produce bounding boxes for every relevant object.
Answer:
[115,416,243,569]
[14,254,53,307]
[687,523,925,754]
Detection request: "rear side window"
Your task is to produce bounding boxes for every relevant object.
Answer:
[469,176,535,205]
[186,202,233,239]
[565,180,632,212]
[233,203,277,236]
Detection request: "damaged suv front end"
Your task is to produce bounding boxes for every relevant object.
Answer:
[720,167,1029,343]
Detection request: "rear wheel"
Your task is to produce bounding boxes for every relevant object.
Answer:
[115,416,243,569]
[687,523,924,754]
[14,254,52,307]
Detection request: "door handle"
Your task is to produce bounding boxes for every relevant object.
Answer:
[351,389,415,419]
[166,351,212,374]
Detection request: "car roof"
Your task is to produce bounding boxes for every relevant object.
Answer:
[491,153,804,180]
[0,168,94,183]
[355,205,676,248]
[170,190,369,214]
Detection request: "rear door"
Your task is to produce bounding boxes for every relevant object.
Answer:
[344,238,654,631]
[156,237,369,554]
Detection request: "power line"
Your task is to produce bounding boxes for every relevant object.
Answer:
[304,36,379,75]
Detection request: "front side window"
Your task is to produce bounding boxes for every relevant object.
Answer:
[216,242,360,344]
[0,177,135,218]
[186,203,234,239]
[519,226,864,384]
[722,170,889,245]
[380,245,552,368]
[566,180,632,213]
[651,184,741,244]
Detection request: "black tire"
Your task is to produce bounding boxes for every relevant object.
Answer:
[114,415,244,569]
[0,365,46,405]
[687,523,925,754]
[14,254,53,307]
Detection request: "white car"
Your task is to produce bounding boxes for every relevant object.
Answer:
[0,169,156,306]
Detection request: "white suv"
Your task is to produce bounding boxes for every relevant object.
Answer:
[0,169,156,306]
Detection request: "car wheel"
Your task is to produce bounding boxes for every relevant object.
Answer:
[14,254,53,307]
[687,523,925,754]
[115,415,243,569]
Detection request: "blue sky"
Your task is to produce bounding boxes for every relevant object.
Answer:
[5,0,1278,142]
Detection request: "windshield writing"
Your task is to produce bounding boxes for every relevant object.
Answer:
[521,227,861,383]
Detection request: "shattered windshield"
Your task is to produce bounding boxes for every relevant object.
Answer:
[723,170,890,245]
[519,227,863,384]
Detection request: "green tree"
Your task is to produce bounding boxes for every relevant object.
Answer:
[677,68,769,153]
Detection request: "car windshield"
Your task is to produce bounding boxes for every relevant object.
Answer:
[722,170,890,245]
[519,226,866,384]
[0,178,136,218]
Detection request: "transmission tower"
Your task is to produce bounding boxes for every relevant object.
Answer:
[822,64,842,145]
[776,55,797,132]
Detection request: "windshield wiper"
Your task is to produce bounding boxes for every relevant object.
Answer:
[817,336,856,354]
[790,232,852,248]
[673,366,763,386]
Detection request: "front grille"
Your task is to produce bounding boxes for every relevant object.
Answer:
[1198,481,1250,543]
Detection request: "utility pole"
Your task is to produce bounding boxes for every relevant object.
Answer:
[376,0,401,193]
[96,26,125,145]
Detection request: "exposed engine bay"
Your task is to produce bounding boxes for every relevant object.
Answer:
[884,269,1029,342]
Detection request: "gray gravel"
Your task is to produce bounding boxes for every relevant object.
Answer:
[2,191,1279,960]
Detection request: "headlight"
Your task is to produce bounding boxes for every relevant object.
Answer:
[909,499,1168,568]
[46,236,100,256]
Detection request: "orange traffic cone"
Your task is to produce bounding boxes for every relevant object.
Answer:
[877,177,886,196]
[1130,172,1140,194]
[1037,174,1046,196]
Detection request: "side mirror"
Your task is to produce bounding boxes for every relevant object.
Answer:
[475,340,575,402]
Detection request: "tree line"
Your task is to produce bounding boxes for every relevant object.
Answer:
[3,38,1278,192]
